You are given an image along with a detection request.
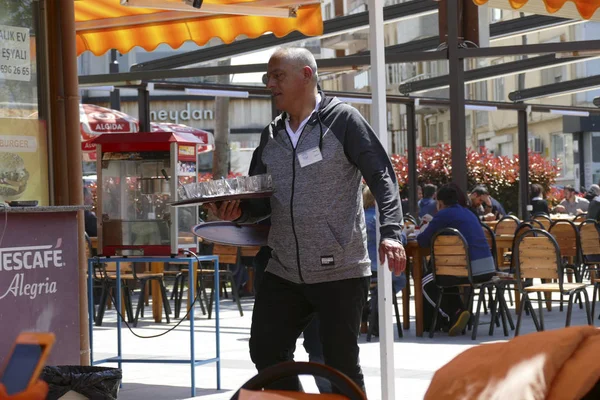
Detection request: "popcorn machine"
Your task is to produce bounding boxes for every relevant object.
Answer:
[93,132,203,256]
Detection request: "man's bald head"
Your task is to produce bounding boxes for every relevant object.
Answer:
[271,47,318,85]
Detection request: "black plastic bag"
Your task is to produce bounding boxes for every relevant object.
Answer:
[41,366,121,400]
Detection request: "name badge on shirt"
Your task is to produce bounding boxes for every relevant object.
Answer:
[298,146,323,168]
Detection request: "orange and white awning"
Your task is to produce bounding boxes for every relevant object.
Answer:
[474,0,600,20]
[74,0,323,56]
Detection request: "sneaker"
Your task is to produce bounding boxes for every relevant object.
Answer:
[448,310,470,337]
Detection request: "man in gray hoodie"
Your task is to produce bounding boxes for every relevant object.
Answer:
[208,47,405,392]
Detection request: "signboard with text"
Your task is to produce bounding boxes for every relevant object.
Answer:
[0,211,80,366]
[0,118,49,205]
[0,24,31,82]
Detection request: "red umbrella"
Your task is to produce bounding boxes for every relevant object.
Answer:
[150,122,214,153]
[80,104,138,161]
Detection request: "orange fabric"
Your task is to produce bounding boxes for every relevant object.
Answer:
[239,389,348,399]
[0,381,48,400]
[424,326,600,400]
[473,0,600,19]
[74,0,323,56]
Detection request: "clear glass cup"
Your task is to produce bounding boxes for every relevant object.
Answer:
[225,178,239,194]
[248,175,261,192]
[178,186,189,200]
[214,179,227,196]
[236,176,248,194]
[204,180,217,197]
[261,174,273,191]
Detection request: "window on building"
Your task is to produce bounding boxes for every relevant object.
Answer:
[465,115,472,138]
[491,60,505,101]
[323,3,332,20]
[387,64,402,86]
[498,142,513,158]
[493,78,505,101]
[541,37,566,85]
[491,8,502,22]
[438,121,445,143]
[354,70,370,90]
[428,122,437,145]
[541,66,565,85]
[593,134,600,163]
[552,133,574,178]
[476,112,489,128]
[474,80,488,101]
[401,63,417,82]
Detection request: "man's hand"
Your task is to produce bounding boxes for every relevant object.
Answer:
[379,239,407,276]
[554,205,566,213]
[206,200,242,221]
[484,213,496,221]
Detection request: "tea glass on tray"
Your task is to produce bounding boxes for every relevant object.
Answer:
[178,174,273,200]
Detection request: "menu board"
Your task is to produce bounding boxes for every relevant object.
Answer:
[0,118,49,204]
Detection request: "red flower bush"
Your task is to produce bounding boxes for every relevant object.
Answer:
[391,145,561,213]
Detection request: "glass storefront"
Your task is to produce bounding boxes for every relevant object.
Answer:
[0,0,49,204]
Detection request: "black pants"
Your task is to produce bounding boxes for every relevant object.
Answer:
[423,272,495,330]
[249,272,370,393]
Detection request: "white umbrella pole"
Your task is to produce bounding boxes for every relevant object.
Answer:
[368,0,395,399]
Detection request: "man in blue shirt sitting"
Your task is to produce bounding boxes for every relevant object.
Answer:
[418,184,496,336]
[418,184,438,219]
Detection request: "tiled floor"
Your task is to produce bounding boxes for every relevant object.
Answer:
[89,285,596,400]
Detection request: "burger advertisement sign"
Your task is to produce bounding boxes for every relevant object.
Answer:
[0,118,48,204]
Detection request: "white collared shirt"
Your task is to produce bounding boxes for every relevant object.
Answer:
[285,94,321,148]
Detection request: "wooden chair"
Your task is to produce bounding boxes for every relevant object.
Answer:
[513,229,591,336]
[92,258,135,327]
[481,223,514,335]
[494,215,519,236]
[549,220,582,311]
[428,228,498,340]
[174,244,247,319]
[403,214,418,226]
[579,220,600,280]
[574,213,588,223]
[532,214,552,230]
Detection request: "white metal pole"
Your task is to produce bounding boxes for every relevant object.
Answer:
[368,0,395,399]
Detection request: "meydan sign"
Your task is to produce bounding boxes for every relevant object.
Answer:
[150,102,214,124]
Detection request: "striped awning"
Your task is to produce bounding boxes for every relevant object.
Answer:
[74,0,323,56]
[473,0,600,20]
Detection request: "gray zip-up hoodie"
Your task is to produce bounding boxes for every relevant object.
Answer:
[239,93,403,284]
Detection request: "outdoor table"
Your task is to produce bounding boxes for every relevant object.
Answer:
[87,255,221,397]
[405,240,430,337]
[90,236,198,323]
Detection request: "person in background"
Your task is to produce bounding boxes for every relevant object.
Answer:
[83,187,97,237]
[530,183,550,215]
[418,184,438,219]
[584,185,599,202]
[418,184,496,336]
[468,186,495,221]
[362,186,406,336]
[586,184,600,221]
[554,185,589,215]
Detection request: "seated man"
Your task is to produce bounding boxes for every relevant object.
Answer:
[553,185,589,216]
[418,184,496,336]
[468,186,495,221]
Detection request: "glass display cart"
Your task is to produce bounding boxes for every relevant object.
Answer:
[93,131,203,256]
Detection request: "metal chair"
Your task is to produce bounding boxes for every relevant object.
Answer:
[514,229,591,336]
[428,228,499,340]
